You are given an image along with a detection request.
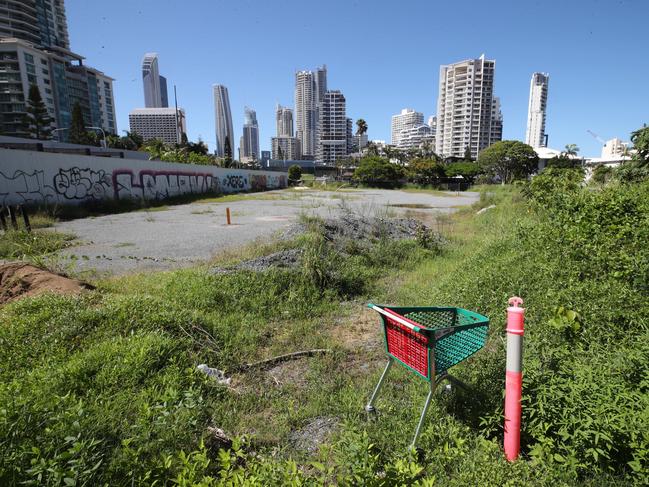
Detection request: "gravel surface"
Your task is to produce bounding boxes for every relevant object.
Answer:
[52,188,479,275]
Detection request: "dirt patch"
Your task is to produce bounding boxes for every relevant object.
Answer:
[331,307,383,352]
[289,416,340,454]
[0,262,94,305]
[266,360,308,388]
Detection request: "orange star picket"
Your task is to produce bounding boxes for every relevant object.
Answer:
[365,303,490,449]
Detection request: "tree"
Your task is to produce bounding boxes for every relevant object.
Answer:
[224,136,233,165]
[142,138,166,160]
[591,164,613,184]
[445,161,483,183]
[478,140,538,184]
[355,118,367,135]
[546,155,582,169]
[123,131,144,150]
[352,156,405,188]
[563,144,580,157]
[630,125,649,165]
[463,146,473,161]
[407,158,445,186]
[418,140,438,160]
[23,84,53,139]
[365,141,380,157]
[288,164,302,184]
[68,102,91,145]
[186,138,208,155]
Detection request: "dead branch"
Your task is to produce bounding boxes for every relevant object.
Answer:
[236,348,332,372]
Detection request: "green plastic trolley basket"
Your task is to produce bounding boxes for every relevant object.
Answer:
[366,304,490,448]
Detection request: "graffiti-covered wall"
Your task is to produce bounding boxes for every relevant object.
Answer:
[0,149,287,206]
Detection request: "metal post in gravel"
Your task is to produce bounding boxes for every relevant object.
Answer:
[20,205,31,232]
[8,206,18,230]
[226,207,231,225]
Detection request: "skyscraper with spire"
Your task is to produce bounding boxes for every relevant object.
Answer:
[213,84,234,158]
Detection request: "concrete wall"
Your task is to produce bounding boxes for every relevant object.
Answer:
[0,135,150,160]
[0,148,287,206]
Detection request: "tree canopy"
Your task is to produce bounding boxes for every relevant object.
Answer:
[68,102,91,145]
[288,164,302,183]
[445,161,483,182]
[24,84,53,140]
[407,158,445,186]
[546,155,582,169]
[353,156,405,188]
[478,140,538,183]
[355,118,367,135]
[630,125,649,165]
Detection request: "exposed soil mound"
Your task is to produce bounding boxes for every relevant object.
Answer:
[0,262,94,305]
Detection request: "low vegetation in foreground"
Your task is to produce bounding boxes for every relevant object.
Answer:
[1,173,648,485]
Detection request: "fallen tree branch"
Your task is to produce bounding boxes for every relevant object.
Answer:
[236,349,332,372]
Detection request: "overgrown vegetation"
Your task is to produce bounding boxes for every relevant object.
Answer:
[1,173,647,485]
[0,225,75,262]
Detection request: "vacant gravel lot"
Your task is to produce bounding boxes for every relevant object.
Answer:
[53,188,479,275]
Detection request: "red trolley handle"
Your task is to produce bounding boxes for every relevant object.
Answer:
[369,304,422,333]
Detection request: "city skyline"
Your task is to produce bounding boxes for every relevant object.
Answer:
[65,0,648,157]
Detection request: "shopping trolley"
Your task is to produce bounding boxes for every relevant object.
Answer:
[366,303,489,448]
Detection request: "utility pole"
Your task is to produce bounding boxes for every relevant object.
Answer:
[174,84,180,145]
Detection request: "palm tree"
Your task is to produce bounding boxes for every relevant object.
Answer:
[563,144,580,157]
[355,118,368,135]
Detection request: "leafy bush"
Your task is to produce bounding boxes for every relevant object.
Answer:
[353,156,405,188]
[287,164,302,184]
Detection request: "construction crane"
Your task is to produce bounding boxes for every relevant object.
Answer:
[587,130,606,145]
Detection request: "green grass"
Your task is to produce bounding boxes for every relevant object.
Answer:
[0,229,76,262]
[1,181,647,485]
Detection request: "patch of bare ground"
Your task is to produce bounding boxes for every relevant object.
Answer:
[0,262,94,305]
[330,306,382,353]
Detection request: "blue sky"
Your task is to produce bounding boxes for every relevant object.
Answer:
[67,0,648,157]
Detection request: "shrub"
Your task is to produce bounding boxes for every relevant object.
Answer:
[288,164,302,184]
[353,156,405,188]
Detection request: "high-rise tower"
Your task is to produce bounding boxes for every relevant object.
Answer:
[435,55,502,159]
[276,104,294,137]
[142,53,162,108]
[213,84,234,158]
[316,90,347,164]
[391,109,424,146]
[0,0,69,49]
[525,72,549,148]
[295,70,316,157]
[241,106,259,163]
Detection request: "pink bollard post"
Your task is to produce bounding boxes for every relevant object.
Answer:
[504,296,525,461]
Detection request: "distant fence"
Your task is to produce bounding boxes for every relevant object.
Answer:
[0,148,287,206]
